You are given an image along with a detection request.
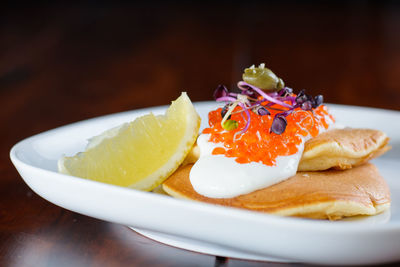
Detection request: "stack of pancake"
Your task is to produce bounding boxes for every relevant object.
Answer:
[162,128,391,220]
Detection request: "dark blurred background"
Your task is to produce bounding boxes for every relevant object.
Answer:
[2,0,400,173]
[1,2,400,125]
[1,2,400,266]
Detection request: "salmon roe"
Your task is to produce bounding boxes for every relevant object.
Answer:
[202,105,335,166]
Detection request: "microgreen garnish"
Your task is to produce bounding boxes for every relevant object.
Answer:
[213,81,323,135]
[213,85,229,100]
[253,106,270,116]
[221,104,232,120]
[223,120,239,131]
[271,115,287,135]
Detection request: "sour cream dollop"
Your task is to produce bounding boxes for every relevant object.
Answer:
[190,134,305,198]
[190,117,336,198]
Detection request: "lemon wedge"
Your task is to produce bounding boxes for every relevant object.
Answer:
[58,92,200,191]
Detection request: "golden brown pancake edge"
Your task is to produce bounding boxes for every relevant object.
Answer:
[299,128,390,171]
[162,163,391,220]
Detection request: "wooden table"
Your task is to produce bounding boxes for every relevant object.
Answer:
[1,2,400,266]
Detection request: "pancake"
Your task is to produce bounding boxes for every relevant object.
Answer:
[299,128,390,171]
[162,163,390,220]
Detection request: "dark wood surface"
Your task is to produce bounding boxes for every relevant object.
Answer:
[1,2,400,266]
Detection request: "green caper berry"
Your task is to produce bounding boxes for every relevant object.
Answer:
[242,64,284,91]
[277,78,285,90]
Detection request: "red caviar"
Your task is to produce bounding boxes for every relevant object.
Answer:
[203,105,335,166]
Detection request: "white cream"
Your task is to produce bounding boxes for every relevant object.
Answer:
[190,134,303,198]
[190,120,336,198]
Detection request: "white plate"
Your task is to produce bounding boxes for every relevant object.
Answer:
[10,102,400,265]
[131,227,294,262]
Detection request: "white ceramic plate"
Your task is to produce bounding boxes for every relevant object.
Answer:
[131,227,294,262]
[10,102,400,265]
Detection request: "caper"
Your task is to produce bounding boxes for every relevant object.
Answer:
[242,63,284,91]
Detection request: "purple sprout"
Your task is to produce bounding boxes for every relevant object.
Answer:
[214,82,324,135]
[213,85,229,100]
[271,115,287,135]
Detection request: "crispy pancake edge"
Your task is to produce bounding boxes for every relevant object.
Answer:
[299,128,390,171]
[162,163,391,220]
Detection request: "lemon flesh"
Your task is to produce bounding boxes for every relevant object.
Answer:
[58,92,200,191]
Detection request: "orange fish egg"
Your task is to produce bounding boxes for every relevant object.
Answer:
[202,104,335,166]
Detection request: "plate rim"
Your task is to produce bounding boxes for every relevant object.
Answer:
[9,102,400,265]
[9,102,400,232]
